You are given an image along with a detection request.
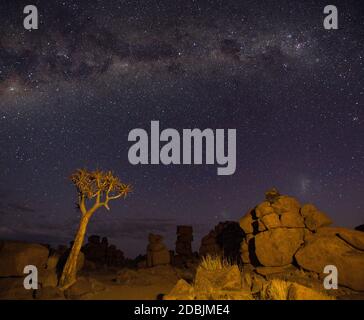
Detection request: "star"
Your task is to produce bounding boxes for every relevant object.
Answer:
[0,1,362,257]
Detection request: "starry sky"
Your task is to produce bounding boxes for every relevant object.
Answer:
[0,0,363,257]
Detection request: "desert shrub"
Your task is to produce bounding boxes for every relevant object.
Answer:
[260,279,290,300]
[199,254,232,271]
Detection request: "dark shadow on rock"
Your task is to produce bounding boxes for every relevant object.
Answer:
[156,293,165,300]
[247,237,261,267]
[251,220,259,234]
[251,208,258,220]
[215,222,244,264]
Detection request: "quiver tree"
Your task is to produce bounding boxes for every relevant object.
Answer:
[59,169,132,289]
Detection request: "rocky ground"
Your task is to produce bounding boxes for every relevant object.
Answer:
[0,189,363,300]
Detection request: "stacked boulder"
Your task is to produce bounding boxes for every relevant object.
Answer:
[106,245,124,266]
[239,189,364,291]
[146,233,170,267]
[82,235,124,267]
[199,229,220,257]
[175,226,193,257]
[199,221,244,262]
[173,226,195,266]
[82,235,107,265]
[0,241,62,299]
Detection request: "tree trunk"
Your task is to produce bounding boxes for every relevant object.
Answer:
[59,215,90,289]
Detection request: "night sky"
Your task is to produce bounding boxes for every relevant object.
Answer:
[0,0,363,257]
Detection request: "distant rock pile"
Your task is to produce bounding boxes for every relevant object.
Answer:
[172,225,196,266]
[146,233,170,267]
[82,235,125,267]
[175,225,193,257]
[199,221,244,262]
[56,243,85,276]
[239,188,364,291]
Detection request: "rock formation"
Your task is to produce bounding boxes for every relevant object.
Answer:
[82,235,124,267]
[175,225,193,257]
[172,225,197,266]
[146,233,170,267]
[165,264,251,300]
[239,189,364,291]
[0,241,49,277]
[199,221,244,262]
[0,240,62,299]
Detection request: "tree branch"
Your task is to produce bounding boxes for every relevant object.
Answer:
[100,182,123,210]
[79,194,87,216]
[107,194,123,201]
[96,190,101,205]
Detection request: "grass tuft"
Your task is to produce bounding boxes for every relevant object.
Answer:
[199,254,232,271]
[261,279,290,300]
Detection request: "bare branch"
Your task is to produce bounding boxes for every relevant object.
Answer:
[107,194,123,201]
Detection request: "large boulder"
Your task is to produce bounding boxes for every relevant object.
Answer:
[254,228,304,267]
[271,196,301,215]
[300,204,332,231]
[288,283,333,300]
[194,265,242,292]
[165,266,252,300]
[261,213,281,229]
[146,234,170,267]
[240,239,250,264]
[238,191,336,270]
[46,254,60,270]
[239,211,254,234]
[255,265,296,277]
[39,269,58,288]
[164,279,195,300]
[255,201,275,218]
[337,229,364,251]
[0,241,49,277]
[295,235,364,291]
[280,211,305,228]
[238,190,364,295]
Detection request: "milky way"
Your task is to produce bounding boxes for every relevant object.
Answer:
[0,0,363,256]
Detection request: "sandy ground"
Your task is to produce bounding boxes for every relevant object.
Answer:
[82,267,180,300]
[89,283,174,300]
